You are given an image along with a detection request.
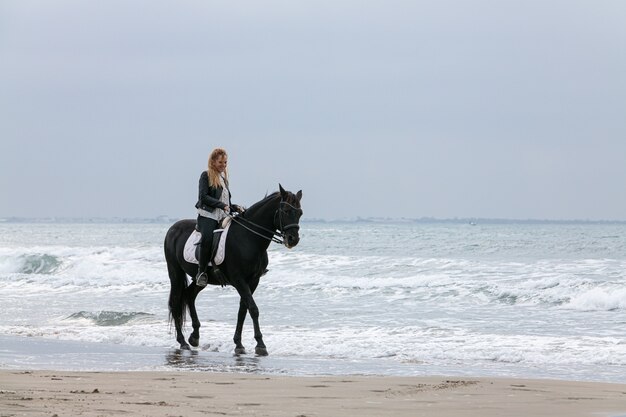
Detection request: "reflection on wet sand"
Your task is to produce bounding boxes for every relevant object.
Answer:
[165,349,268,374]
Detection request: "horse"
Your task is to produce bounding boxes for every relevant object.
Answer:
[164,184,303,355]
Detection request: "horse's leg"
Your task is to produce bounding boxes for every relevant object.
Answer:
[173,312,189,350]
[186,285,204,348]
[233,299,247,354]
[249,280,267,356]
[234,279,267,356]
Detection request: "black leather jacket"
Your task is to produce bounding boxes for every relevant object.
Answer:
[194,171,232,212]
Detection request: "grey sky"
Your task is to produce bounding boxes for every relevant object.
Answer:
[1,0,625,220]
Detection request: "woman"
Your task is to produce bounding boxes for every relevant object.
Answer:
[194,148,243,287]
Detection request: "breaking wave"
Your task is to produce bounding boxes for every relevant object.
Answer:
[66,311,155,326]
[0,253,63,275]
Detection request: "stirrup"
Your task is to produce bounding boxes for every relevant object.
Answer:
[196,271,208,287]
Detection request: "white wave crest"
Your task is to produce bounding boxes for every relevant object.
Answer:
[565,287,626,311]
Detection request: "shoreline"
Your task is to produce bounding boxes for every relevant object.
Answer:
[2,370,626,417]
[0,334,442,377]
[2,334,624,384]
[1,336,625,417]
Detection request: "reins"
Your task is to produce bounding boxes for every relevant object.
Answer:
[227,201,300,245]
[228,213,284,244]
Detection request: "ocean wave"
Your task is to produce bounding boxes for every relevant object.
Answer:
[0,253,63,275]
[0,246,167,288]
[265,253,626,311]
[564,287,626,311]
[65,311,155,326]
[3,247,624,313]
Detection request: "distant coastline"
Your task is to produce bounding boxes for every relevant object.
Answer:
[1,216,625,225]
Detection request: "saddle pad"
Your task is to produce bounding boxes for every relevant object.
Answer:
[183,230,202,264]
[183,218,232,265]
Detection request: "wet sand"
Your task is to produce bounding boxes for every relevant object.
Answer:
[2,370,626,417]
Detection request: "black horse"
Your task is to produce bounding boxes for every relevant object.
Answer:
[164,185,303,355]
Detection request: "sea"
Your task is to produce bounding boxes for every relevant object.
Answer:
[0,220,625,383]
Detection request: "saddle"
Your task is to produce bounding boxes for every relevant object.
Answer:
[183,217,232,265]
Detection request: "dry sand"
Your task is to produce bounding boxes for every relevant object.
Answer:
[1,370,626,417]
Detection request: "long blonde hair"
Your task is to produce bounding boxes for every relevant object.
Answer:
[207,148,228,188]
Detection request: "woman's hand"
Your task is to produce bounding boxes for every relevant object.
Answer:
[223,205,231,213]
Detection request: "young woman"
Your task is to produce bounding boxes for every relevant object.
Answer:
[194,148,242,287]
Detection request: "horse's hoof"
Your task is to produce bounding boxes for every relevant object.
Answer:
[180,343,191,350]
[188,335,199,348]
[255,347,268,356]
[234,347,246,355]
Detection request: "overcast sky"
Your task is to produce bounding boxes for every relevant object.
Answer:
[1,0,625,220]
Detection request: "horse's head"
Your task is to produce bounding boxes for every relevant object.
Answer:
[278,184,303,249]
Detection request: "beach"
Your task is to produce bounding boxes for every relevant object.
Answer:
[2,370,626,417]
[1,335,625,417]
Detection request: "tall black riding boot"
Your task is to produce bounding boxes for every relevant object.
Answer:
[196,241,211,287]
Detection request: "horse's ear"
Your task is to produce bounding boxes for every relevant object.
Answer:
[279,183,286,196]
[296,190,302,201]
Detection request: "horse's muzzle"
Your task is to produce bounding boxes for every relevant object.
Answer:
[282,223,300,249]
[284,233,300,249]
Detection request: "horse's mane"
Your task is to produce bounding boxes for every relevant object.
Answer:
[241,188,302,219]
[241,191,281,218]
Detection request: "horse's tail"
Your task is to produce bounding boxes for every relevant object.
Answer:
[164,227,189,328]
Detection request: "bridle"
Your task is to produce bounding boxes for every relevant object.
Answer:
[275,201,301,233]
[228,200,301,245]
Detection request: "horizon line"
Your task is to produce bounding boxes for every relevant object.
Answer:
[1,216,625,224]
